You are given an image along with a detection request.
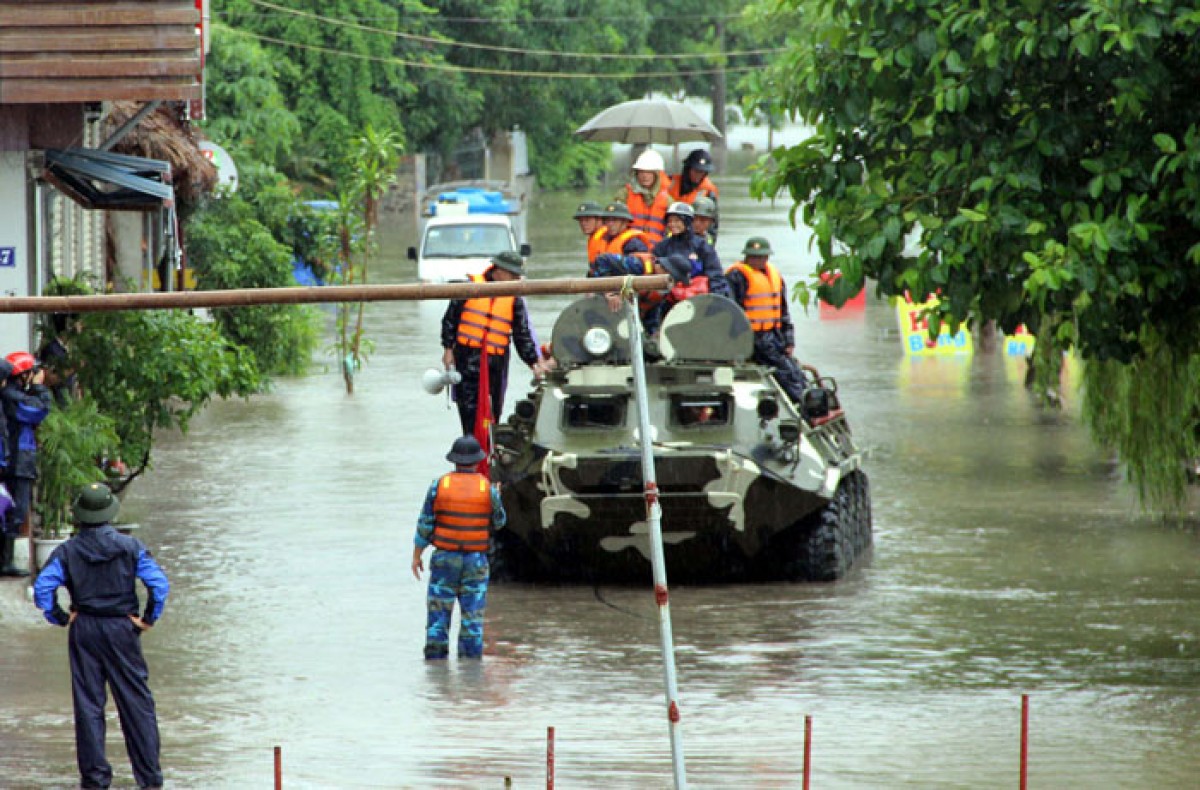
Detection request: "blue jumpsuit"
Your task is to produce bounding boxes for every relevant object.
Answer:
[34,524,169,789]
[1,377,51,537]
[415,476,506,659]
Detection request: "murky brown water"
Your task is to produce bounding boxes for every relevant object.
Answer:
[3,166,1200,788]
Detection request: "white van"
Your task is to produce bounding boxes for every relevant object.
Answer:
[407,186,531,283]
[408,211,530,283]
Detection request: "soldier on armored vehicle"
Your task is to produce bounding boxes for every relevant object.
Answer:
[489,289,872,585]
[724,237,808,406]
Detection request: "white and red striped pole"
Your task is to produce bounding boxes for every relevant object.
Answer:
[626,294,688,789]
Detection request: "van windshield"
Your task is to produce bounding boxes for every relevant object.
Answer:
[423,224,513,258]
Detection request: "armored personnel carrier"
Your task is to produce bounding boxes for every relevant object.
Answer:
[490,294,871,583]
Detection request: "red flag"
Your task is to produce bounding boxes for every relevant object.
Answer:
[473,341,492,477]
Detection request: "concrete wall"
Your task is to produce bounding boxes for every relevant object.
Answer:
[0,150,32,355]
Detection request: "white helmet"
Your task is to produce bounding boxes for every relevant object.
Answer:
[631,149,665,172]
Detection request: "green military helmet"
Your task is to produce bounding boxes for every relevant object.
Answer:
[692,196,717,218]
[572,201,606,220]
[490,250,526,276]
[603,201,634,222]
[741,237,773,257]
[73,481,120,526]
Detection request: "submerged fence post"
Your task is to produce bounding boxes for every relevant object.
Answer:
[626,295,688,790]
[1020,694,1029,790]
[803,715,812,790]
[274,745,282,789]
[546,726,555,790]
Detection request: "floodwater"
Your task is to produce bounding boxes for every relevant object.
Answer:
[3,161,1200,788]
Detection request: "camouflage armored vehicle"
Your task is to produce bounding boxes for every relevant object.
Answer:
[490,294,872,583]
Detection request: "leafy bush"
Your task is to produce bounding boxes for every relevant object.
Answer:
[70,308,262,481]
[187,194,321,376]
[35,397,119,537]
[533,139,613,189]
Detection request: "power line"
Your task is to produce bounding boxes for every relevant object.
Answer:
[222,25,763,80]
[237,0,779,62]
[223,4,745,25]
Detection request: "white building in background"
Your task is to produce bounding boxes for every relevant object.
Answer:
[0,0,205,355]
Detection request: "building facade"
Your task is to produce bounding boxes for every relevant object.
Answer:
[0,0,204,353]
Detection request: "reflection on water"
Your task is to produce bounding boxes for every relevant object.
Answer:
[2,172,1200,787]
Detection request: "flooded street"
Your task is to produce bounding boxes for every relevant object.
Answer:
[4,170,1200,788]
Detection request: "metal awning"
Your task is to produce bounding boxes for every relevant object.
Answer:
[42,148,174,211]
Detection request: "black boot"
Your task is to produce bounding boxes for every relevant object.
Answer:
[0,535,29,577]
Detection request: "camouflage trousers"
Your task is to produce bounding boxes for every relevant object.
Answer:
[425,550,489,659]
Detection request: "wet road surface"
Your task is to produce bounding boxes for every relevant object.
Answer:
[2,171,1200,788]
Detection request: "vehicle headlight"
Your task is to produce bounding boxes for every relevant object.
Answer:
[583,327,613,357]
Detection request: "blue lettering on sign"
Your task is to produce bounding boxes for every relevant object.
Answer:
[0,247,14,267]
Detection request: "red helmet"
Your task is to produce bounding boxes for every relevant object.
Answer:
[5,351,35,375]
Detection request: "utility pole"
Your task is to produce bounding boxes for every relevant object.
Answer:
[711,11,728,173]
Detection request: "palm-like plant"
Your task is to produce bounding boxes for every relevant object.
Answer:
[336,124,404,394]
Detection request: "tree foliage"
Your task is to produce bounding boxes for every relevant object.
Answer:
[750,0,1200,510]
[186,194,322,377]
[35,397,120,537]
[211,0,776,188]
[70,307,261,479]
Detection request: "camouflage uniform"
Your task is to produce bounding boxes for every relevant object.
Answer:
[414,476,506,659]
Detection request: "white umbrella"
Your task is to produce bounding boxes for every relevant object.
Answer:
[574,99,723,145]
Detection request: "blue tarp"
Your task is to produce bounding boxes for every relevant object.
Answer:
[430,188,518,215]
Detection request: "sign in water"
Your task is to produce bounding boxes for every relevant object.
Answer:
[895,293,1035,357]
[895,294,972,356]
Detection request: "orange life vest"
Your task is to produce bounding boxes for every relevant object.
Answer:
[586,227,608,263]
[624,185,672,244]
[668,174,720,203]
[728,262,783,331]
[602,228,652,264]
[455,274,515,354]
[432,471,492,553]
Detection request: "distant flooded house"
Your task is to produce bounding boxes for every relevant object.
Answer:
[0,0,211,353]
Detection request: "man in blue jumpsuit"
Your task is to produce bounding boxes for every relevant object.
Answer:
[411,435,506,659]
[34,482,169,790]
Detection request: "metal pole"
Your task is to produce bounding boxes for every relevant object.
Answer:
[624,297,687,790]
[546,725,555,790]
[0,275,671,315]
[274,745,282,789]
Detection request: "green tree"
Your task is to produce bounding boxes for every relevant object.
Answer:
[203,24,302,173]
[186,193,322,377]
[218,0,442,184]
[749,0,1200,509]
[70,308,261,483]
[337,125,403,393]
[429,0,646,187]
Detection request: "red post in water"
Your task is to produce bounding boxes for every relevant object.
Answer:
[803,715,812,790]
[1020,694,1029,790]
[274,745,282,790]
[546,726,555,790]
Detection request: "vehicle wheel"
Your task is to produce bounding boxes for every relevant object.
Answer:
[800,483,852,581]
[854,470,873,552]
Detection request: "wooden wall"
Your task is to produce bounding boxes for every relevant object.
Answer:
[0,1,201,103]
